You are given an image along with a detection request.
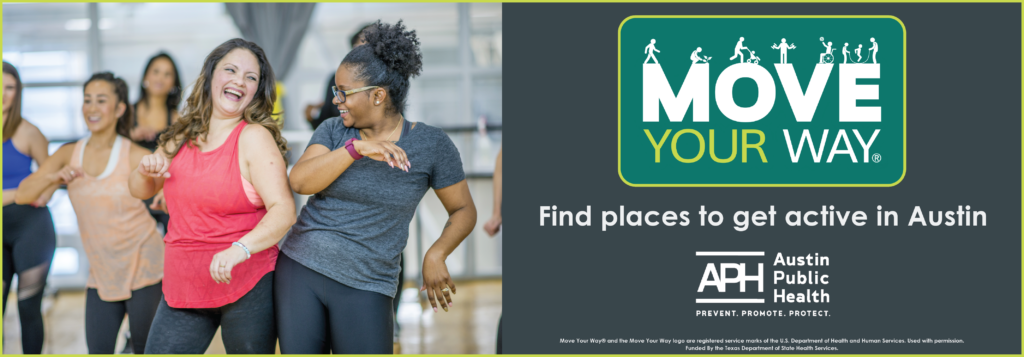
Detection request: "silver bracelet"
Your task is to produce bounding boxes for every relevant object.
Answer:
[232,241,251,260]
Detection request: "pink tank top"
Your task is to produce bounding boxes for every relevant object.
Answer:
[162,122,277,308]
[67,136,164,301]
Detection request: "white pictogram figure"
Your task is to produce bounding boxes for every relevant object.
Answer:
[728,37,749,63]
[842,42,850,63]
[644,39,660,64]
[819,37,834,64]
[746,50,760,64]
[690,47,711,64]
[771,38,797,63]
[855,44,864,63]
[869,37,878,63]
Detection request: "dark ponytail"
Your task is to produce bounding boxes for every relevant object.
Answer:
[341,20,423,115]
[84,72,134,138]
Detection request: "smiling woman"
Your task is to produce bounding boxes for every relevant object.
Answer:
[279,20,476,354]
[128,38,294,354]
[15,72,164,354]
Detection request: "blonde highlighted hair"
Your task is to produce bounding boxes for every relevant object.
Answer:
[158,38,287,159]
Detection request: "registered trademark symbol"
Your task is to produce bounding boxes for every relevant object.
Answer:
[872,153,882,163]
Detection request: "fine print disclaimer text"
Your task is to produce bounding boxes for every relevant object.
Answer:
[556,337,966,351]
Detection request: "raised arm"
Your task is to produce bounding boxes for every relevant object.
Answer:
[290,140,409,195]
[421,179,477,313]
[15,144,73,205]
[209,124,296,284]
[129,140,174,200]
[288,143,353,194]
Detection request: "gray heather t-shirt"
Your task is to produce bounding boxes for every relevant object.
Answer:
[281,117,465,298]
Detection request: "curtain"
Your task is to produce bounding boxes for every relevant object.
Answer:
[225,3,316,81]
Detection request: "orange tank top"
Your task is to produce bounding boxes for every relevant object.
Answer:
[68,136,164,301]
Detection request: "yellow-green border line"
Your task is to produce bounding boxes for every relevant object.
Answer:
[617,15,907,187]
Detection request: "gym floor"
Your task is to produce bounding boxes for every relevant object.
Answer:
[2,279,502,354]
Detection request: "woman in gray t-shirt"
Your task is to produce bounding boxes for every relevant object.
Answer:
[278,20,477,354]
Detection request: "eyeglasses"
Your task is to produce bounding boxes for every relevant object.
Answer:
[331,85,378,104]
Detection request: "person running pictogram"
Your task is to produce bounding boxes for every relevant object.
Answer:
[644,39,660,64]
[728,37,748,63]
[771,38,797,63]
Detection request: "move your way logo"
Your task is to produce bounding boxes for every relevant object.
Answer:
[618,16,906,186]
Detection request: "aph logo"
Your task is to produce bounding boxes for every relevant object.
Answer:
[618,16,906,186]
[695,251,765,304]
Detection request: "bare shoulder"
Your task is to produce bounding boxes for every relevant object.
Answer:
[240,122,276,146]
[16,120,45,140]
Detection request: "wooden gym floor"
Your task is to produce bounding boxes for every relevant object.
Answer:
[3,279,501,354]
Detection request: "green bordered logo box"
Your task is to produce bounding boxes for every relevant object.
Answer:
[617,16,906,187]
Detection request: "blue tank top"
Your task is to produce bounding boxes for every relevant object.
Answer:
[4,139,33,190]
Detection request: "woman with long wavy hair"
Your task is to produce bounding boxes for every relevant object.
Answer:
[129,38,294,354]
[3,61,57,354]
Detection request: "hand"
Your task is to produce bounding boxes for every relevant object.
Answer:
[131,126,159,142]
[136,153,171,179]
[209,244,248,284]
[51,165,82,185]
[484,215,502,237]
[420,251,455,313]
[353,140,410,172]
[149,190,168,213]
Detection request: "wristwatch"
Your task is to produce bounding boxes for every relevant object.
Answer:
[344,138,364,160]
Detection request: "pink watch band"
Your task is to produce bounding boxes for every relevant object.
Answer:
[344,138,364,160]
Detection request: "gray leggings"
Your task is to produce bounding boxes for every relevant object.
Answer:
[144,273,276,354]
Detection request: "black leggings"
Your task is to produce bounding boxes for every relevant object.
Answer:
[145,273,276,354]
[395,253,403,315]
[85,282,162,354]
[275,253,393,354]
[3,204,56,354]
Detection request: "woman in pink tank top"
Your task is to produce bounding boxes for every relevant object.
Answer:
[17,72,164,354]
[128,39,294,354]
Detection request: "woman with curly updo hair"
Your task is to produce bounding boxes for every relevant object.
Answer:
[280,20,476,353]
[129,38,295,353]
